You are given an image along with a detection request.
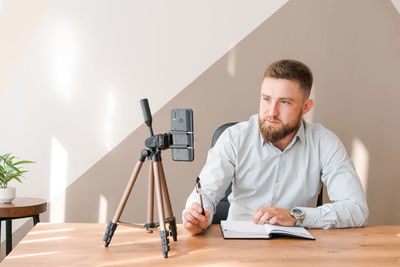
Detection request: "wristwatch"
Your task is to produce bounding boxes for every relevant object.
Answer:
[290,208,305,226]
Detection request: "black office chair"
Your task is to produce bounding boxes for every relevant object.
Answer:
[211,122,237,224]
[210,122,323,224]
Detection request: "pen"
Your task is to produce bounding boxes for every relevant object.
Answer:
[195,177,205,216]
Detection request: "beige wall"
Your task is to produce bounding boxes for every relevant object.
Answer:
[64,0,400,226]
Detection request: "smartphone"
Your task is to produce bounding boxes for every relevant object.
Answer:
[170,109,194,161]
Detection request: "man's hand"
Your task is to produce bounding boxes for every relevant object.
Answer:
[183,202,210,235]
[252,206,296,226]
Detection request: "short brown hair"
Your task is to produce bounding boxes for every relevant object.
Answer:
[264,59,313,98]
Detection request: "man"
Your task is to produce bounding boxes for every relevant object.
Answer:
[183,59,368,234]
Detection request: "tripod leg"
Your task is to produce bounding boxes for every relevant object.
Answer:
[103,160,144,247]
[153,161,170,258]
[145,161,155,232]
[158,161,177,242]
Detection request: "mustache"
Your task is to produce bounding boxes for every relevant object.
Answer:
[261,116,281,123]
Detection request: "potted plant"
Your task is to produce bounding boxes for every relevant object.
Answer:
[0,153,35,203]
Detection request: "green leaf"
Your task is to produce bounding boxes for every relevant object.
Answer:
[5,173,19,179]
[4,165,22,174]
[14,160,36,165]
[1,153,11,160]
[13,177,23,183]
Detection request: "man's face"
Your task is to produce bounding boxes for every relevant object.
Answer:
[258,77,312,143]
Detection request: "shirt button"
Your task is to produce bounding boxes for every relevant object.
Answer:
[277,176,282,181]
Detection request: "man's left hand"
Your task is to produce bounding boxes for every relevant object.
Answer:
[252,206,296,226]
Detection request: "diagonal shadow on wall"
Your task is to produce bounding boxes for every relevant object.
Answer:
[56,0,400,226]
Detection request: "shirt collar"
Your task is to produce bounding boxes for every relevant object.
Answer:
[297,119,306,145]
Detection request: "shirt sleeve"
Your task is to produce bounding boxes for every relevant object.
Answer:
[183,128,237,227]
[297,131,369,229]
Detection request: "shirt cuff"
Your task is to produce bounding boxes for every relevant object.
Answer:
[296,206,337,229]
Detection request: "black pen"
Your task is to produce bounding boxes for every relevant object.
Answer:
[195,177,205,216]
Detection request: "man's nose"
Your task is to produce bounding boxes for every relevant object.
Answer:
[267,101,279,118]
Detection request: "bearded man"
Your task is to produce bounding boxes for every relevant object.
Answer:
[182,59,368,234]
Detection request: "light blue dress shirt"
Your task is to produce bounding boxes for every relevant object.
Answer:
[185,114,368,229]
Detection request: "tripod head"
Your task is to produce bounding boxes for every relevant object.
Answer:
[140,99,194,161]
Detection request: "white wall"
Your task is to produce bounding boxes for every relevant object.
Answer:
[0,0,288,247]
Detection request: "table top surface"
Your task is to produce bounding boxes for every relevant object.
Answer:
[0,197,47,218]
[2,223,400,266]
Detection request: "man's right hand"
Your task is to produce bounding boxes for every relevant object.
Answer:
[183,202,210,235]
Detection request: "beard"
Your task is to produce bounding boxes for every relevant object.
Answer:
[258,112,302,144]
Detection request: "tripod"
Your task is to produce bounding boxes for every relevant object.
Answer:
[102,147,177,258]
[103,99,180,258]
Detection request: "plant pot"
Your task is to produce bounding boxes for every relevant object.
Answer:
[0,187,16,203]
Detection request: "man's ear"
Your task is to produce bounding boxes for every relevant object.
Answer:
[303,99,314,115]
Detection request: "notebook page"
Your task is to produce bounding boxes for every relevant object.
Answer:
[220,221,268,238]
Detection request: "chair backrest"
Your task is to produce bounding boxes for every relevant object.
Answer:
[211,122,239,147]
[210,122,323,224]
[211,123,237,224]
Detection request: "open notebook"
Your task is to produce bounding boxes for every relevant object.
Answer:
[220,220,315,240]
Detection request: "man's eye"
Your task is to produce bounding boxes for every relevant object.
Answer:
[263,98,269,102]
[282,100,289,104]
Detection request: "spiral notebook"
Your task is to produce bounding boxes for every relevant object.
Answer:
[220,220,315,240]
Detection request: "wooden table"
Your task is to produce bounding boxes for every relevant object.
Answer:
[1,224,400,266]
[0,198,47,256]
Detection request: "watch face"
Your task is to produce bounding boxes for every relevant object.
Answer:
[290,208,304,225]
[293,209,301,215]
[291,208,304,216]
